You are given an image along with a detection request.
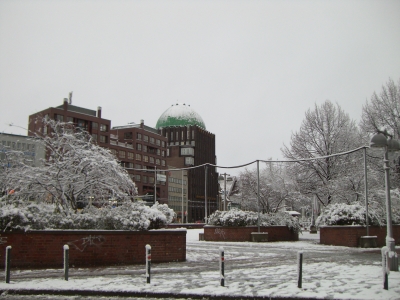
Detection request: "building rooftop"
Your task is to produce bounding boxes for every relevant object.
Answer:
[156,103,206,129]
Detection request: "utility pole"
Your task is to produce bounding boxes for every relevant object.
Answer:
[221,173,230,211]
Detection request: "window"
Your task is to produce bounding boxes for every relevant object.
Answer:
[126,162,133,168]
[143,155,149,162]
[185,157,194,165]
[182,131,184,139]
[119,151,125,158]
[156,159,160,165]
[111,149,117,156]
[43,125,48,134]
[149,177,154,184]
[136,143,142,151]
[187,129,191,139]
[181,148,194,156]
[162,141,165,147]
[135,164,142,169]
[143,176,148,183]
[135,175,141,182]
[150,137,155,144]
[161,160,165,166]
[99,135,108,143]
[124,132,133,139]
[191,141,195,146]
[162,150,165,157]
[176,132,179,140]
[143,135,149,142]
[92,121,98,129]
[128,152,134,160]
[167,149,170,156]
[67,117,74,123]
[92,134,98,142]
[143,145,147,152]
[156,139,160,146]
[17,142,21,150]
[55,114,64,122]
[157,149,160,155]
[100,124,108,132]
[136,153,142,161]
[170,132,173,140]
[149,157,154,164]
[21,143,26,150]
[137,133,142,140]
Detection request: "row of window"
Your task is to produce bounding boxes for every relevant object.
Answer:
[168,130,195,141]
[131,174,166,185]
[110,149,166,166]
[168,186,187,194]
[135,133,165,147]
[55,115,108,132]
[1,140,36,151]
[168,177,187,185]
[168,196,187,203]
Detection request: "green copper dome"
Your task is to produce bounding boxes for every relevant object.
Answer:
[156,103,206,129]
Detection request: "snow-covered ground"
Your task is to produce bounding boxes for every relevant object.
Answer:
[1,229,399,299]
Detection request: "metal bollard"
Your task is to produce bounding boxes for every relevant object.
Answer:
[219,246,225,287]
[297,251,303,288]
[64,245,69,281]
[146,244,151,284]
[382,247,390,290]
[5,246,11,283]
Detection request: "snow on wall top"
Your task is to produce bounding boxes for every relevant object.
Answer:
[156,103,206,129]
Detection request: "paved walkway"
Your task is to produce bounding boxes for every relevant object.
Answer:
[1,231,399,300]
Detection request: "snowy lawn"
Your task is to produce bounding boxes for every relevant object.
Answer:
[0,229,399,300]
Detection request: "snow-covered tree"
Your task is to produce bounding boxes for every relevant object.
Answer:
[238,162,299,213]
[282,100,366,207]
[4,119,137,211]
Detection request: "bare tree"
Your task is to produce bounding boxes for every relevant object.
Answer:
[238,162,298,213]
[4,119,137,211]
[361,78,400,138]
[282,100,365,207]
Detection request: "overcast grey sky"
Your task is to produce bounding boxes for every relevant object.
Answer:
[1,0,400,174]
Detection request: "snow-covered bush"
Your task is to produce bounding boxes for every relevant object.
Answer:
[207,208,301,233]
[316,203,383,226]
[0,201,174,231]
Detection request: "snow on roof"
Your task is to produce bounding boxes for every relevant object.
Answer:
[156,103,206,129]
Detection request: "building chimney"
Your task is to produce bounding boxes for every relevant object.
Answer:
[63,98,68,111]
[97,106,102,118]
[140,119,144,129]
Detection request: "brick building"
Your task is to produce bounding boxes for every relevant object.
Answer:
[156,103,218,222]
[28,98,168,203]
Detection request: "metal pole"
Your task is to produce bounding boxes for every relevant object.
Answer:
[5,246,11,283]
[146,244,151,284]
[205,165,208,223]
[364,147,369,236]
[63,245,69,281]
[154,166,157,204]
[224,173,227,211]
[297,251,303,288]
[181,169,184,223]
[219,247,225,287]
[383,147,398,271]
[257,160,260,233]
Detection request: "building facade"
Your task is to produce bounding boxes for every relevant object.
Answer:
[28,99,168,203]
[156,103,218,222]
[0,133,45,168]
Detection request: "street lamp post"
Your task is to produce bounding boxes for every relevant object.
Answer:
[370,132,399,271]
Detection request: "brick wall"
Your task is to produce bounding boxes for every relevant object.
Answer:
[0,229,186,269]
[320,225,400,247]
[204,226,298,242]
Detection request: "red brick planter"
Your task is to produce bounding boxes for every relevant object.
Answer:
[0,229,186,269]
[204,225,298,242]
[320,225,400,247]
